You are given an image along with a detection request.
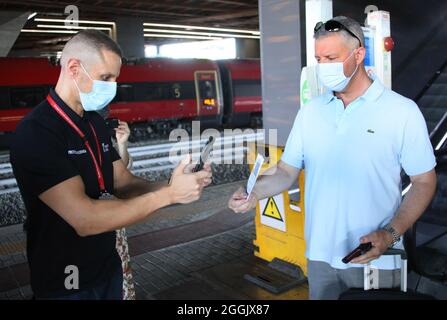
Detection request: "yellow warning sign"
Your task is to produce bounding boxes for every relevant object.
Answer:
[262,197,283,221]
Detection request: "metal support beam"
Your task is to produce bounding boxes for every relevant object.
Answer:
[182,9,258,24]
[259,0,304,146]
[0,11,30,57]
[115,16,145,59]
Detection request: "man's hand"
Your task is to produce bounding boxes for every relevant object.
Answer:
[350,230,394,264]
[168,155,212,204]
[198,161,212,188]
[115,120,130,146]
[228,186,258,213]
[183,159,213,188]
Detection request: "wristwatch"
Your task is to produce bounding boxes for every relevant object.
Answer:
[383,223,401,247]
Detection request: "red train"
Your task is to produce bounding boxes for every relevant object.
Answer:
[0,57,261,144]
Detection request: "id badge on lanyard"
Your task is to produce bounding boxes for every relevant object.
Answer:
[99,192,114,200]
[47,94,112,199]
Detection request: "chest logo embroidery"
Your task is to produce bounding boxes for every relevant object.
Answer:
[67,149,87,155]
[102,143,110,152]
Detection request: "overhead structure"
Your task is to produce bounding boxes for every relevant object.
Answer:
[0,0,259,56]
[0,11,31,57]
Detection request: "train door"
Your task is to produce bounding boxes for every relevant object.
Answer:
[194,71,222,117]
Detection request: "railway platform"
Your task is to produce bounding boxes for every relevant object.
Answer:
[0,180,308,300]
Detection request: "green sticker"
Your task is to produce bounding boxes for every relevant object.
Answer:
[301,79,310,105]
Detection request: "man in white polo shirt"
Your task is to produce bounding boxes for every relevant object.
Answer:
[228,16,437,299]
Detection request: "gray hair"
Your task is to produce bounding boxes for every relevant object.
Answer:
[314,16,364,50]
[60,29,122,68]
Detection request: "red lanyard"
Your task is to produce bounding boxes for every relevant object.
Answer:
[46,95,106,193]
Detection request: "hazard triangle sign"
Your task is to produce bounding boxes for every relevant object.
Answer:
[259,194,286,232]
[262,197,283,221]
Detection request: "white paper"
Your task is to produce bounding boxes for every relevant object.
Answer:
[246,154,264,197]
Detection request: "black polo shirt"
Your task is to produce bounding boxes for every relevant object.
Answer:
[10,88,122,298]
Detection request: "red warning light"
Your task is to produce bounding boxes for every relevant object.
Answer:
[384,36,394,52]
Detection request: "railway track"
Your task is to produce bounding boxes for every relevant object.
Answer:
[0,132,264,195]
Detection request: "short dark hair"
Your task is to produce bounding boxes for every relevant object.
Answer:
[75,29,122,58]
[61,29,122,66]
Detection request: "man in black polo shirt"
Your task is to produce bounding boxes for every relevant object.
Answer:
[10,30,212,300]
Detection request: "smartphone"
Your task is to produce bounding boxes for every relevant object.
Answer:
[105,118,119,130]
[342,242,373,264]
[193,136,215,172]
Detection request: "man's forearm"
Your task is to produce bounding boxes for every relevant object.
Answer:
[79,186,172,236]
[115,175,168,199]
[391,178,436,236]
[253,164,299,200]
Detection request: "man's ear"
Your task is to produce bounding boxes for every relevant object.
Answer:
[355,47,366,65]
[66,58,81,78]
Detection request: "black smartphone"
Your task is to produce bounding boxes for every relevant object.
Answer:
[105,118,119,130]
[342,242,372,264]
[193,136,215,172]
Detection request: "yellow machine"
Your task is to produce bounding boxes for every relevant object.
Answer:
[248,143,307,275]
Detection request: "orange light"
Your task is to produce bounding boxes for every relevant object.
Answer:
[204,98,215,106]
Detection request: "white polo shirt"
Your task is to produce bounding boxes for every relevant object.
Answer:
[281,77,436,270]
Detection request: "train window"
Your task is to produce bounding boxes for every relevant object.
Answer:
[171,83,182,99]
[143,83,169,101]
[114,84,135,102]
[10,86,47,109]
[199,80,216,99]
[111,81,196,102]
[0,87,10,109]
[173,81,195,100]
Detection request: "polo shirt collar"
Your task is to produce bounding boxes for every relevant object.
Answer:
[322,91,336,105]
[361,75,385,102]
[49,88,90,125]
[321,74,386,105]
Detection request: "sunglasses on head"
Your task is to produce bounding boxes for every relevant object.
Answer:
[314,20,362,47]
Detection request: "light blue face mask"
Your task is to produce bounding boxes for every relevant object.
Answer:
[73,63,117,112]
[317,50,359,92]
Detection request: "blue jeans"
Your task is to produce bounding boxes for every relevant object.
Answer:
[43,266,123,300]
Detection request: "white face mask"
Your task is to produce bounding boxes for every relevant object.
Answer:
[317,50,359,92]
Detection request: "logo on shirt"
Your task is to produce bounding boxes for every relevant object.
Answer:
[102,143,109,153]
[367,129,375,134]
[68,149,87,155]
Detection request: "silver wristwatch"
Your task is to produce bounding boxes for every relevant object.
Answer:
[383,223,401,247]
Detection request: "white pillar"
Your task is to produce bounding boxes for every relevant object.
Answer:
[305,0,333,66]
[367,11,392,89]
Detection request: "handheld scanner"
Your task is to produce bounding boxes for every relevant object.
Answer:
[193,136,215,172]
[342,242,372,264]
